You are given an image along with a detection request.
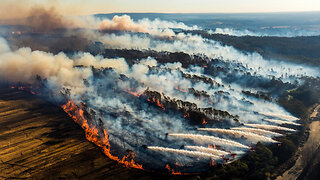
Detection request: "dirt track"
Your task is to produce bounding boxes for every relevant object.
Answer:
[276,104,320,180]
[0,87,183,179]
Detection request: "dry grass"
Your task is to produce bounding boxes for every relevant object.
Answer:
[0,87,171,180]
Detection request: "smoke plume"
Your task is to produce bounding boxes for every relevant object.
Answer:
[98,15,197,37]
[0,13,316,173]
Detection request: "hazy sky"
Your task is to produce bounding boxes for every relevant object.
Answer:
[58,0,320,15]
[1,0,320,18]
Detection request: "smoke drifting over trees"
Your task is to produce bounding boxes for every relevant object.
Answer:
[0,8,320,178]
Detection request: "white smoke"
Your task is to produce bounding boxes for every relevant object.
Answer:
[197,128,279,143]
[0,37,128,95]
[209,28,259,36]
[208,28,320,37]
[97,32,320,80]
[0,12,314,171]
[184,146,230,156]
[231,127,283,137]
[98,15,198,37]
[148,146,220,159]
[263,119,301,126]
[259,112,299,121]
[244,124,296,132]
[169,133,250,149]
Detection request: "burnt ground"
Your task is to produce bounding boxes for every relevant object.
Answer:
[0,87,198,180]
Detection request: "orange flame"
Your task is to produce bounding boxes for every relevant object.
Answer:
[124,90,166,111]
[124,90,142,98]
[147,98,166,111]
[10,85,36,95]
[210,159,215,166]
[184,113,190,118]
[175,162,183,167]
[202,118,207,124]
[62,100,143,170]
[208,144,217,149]
[156,100,166,110]
[165,164,182,175]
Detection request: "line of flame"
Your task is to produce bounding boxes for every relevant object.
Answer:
[61,100,143,170]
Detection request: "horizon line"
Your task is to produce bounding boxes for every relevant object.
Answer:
[90,10,320,16]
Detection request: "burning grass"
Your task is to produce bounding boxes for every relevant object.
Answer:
[62,100,143,170]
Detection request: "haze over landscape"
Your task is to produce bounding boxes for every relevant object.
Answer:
[0,0,320,179]
[1,0,320,17]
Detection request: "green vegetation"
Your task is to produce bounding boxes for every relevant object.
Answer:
[203,136,303,179]
[279,77,320,118]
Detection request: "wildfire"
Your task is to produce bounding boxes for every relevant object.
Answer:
[208,144,217,149]
[124,89,167,111]
[156,99,166,110]
[147,98,166,110]
[124,89,142,98]
[165,164,182,175]
[62,100,143,170]
[175,162,183,167]
[10,85,36,95]
[202,118,208,124]
[184,113,190,118]
[210,159,215,166]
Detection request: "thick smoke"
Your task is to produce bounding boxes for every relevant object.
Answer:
[168,133,250,149]
[0,5,70,33]
[99,15,149,33]
[244,124,296,132]
[98,15,198,37]
[147,146,220,159]
[231,127,283,137]
[0,13,316,172]
[97,32,320,80]
[264,119,301,126]
[184,146,229,156]
[26,6,67,33]
[197,128,278,143]
[0,37,128,95]
[99,15,171,37]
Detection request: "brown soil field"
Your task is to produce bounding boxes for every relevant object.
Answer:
[0,87,189,180]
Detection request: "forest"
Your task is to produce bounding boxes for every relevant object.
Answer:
[196,78,320,179]
[186,30,320,67]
